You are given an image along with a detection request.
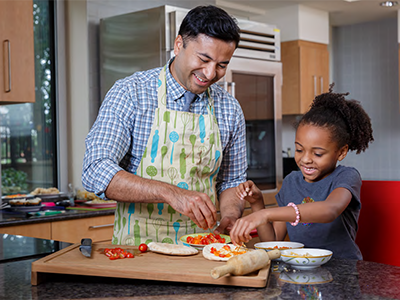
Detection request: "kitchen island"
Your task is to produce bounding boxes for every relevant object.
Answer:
[1,255,400,299]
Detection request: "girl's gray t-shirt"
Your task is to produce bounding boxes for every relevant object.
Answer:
[275,165,363,260]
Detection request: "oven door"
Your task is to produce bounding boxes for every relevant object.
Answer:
[220,57,283,191]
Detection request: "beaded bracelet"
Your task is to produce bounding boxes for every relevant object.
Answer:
[287,202,301,226]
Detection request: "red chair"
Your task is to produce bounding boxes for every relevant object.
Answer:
[356,180,400,267]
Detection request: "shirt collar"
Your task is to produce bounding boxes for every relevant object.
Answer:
[166,58,208,102]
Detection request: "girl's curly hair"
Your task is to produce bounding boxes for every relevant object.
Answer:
[296,83,374,154]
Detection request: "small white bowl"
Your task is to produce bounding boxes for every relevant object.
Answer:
[254,241,305,261]
[280,248,333,269]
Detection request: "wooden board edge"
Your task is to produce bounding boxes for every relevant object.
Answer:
[31,260,270,288]
[32,243,80,269]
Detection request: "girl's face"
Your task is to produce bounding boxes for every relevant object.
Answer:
[294,124,348,183]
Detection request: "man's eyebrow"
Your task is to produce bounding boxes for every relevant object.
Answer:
[198,52,230,65]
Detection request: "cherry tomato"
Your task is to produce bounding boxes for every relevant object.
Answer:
[138,243,148,253]
[126,252,134,258]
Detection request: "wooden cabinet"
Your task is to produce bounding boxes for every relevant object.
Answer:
[0,0,35,104]
[281,40,329,115]
[52,215,115,244]
[0,222,51,240]
[0,214,115,243]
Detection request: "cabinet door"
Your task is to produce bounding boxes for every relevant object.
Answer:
[282,40,329,115]
[0,0,35,104]
[317,46,329,95]
[299,44,318,113]
[51,215,115,243]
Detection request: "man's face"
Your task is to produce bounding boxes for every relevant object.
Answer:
[170,34,236,94]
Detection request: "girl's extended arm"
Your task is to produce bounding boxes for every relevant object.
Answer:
[230,187,352,245]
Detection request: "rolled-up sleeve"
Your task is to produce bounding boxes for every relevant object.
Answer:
[82,81,136,194]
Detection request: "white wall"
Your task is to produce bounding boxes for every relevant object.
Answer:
[65,0,90,189]
[251,5,329,43]
[332,17,400,180]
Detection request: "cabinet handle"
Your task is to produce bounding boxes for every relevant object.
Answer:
[320,76,323,94]
[231,82,236,98]
[313,76,317,97]
[3,40,11,93]
[89,223,114,229]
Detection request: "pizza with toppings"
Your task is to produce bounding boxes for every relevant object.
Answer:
[202,243,251,261]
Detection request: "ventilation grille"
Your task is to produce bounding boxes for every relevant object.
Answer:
[235,20,280,61]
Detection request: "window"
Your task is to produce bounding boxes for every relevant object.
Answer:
[1,0,57,195]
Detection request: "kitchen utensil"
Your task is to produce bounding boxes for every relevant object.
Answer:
[79,238,92,258]
[211,249,280,279]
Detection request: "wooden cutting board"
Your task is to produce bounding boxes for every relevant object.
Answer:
[31,243,271,288]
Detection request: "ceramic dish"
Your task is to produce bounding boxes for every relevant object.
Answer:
[33,193,68,201]
[254,241,304,261]
[280,248,333,269]
[7,205,43,212]
[202,243,251,261]
[279,267,333,284]
[180,233,231,249]
[84,201,117,208]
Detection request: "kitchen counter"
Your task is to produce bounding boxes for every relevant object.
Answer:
[0,206,116,243]
[2,256,400,299]
[0,206,115,227]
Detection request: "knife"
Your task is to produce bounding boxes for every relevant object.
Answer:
[79,238,92,258]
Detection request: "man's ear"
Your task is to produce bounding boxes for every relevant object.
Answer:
[338,144,349,161]
[174,35,184,56]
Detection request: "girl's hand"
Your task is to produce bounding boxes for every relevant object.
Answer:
[236,180,263,204]
[229,210,267,245]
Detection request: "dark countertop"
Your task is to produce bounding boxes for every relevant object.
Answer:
[0,205,115,227]
[3,256,400,299]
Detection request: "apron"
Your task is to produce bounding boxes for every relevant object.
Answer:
[112,65,223,245]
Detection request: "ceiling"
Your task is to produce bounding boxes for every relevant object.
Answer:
[216,0,399,26]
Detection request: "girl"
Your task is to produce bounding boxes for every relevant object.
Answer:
[230,85,374,259]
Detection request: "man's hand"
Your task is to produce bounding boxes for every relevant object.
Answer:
[105,170,217,230]
[168,189,217,230]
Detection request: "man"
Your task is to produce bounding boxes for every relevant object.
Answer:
[82,5,247,245]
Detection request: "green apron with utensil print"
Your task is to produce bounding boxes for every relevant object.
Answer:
[112,65,223,246]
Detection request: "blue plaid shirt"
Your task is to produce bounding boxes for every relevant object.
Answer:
[82,60,247,197]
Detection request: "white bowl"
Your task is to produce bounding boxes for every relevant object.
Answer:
[280,248,333,269]
[254,241,305,261]
[279,267,333,284]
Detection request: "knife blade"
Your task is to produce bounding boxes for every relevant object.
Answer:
[79,238,92,258]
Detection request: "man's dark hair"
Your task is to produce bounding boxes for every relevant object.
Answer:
[178,5,240,48]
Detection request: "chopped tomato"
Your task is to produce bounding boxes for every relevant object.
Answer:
[103,247,134,260]
[186,233,226,245]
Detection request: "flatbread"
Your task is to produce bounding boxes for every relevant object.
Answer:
[148,242,199,256]
[202,243,252,261]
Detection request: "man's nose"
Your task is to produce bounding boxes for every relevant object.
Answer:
[204,64,217,80]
